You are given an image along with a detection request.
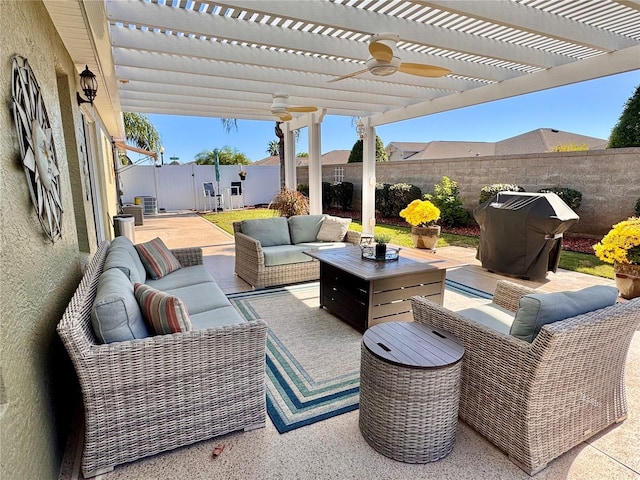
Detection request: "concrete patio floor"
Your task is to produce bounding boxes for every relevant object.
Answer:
[63,212,639,479]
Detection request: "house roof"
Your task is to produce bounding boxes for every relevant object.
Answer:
[389,128,607,159]
[495,128,608,155]
[43,0,640,138]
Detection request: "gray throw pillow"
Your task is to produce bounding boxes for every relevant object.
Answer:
[316,216,352,242]
[510,285,618,342]
[241,217,291,247]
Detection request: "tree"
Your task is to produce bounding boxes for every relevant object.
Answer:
[297,152,309,157]
[194,146,250,165]
[347,136,388,162]
[267,140,279,156]
[608,84,640,148]
[122,112,161,152]
[275,122,285,188]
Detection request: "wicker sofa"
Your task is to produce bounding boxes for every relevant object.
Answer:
[57,240,268,478]
[233,214,361,288]
[411,280,639,475]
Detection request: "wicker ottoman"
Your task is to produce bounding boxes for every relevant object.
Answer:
[359,322,464,463]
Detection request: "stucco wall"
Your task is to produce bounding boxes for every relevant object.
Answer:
[297,148,640,236]
[0,2,86,479]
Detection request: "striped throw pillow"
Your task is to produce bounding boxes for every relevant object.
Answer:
[134,283,192,335]
[134,237,182,280]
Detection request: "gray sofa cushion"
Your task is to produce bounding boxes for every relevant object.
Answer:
[510,285,619,342]
[190,306,245,330]
[288,215,326,244]
[457,301,515,335]
[241,217,291,247]
[262,245,315,266]
[163,281,231,315]
[105,245,145,284]
[145,265,214,290]
[111,236,147,282]
[91,268,149,344]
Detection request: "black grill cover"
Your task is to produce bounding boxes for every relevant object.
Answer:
[474,192,579,280]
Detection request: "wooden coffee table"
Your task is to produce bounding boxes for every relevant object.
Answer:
[304,246,465,332]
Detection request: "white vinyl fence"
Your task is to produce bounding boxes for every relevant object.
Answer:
[118,164,280,212]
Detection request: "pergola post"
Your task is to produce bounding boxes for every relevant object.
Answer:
[361,118,376,235]
[307,110,325,215]
[283,123,296,190]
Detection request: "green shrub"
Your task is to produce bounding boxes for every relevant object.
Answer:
[269,188,309,217]
[424,176,472,227]
[635,198,640,217]
[537,187,582,211]
[479,183,525,204]
[389,183,422,217]
[375,183,394,217]
[322,182,332,210]
[297,183,309,197]
[330,181,354,211]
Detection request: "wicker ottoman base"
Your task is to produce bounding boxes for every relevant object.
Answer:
[359,325,463,464]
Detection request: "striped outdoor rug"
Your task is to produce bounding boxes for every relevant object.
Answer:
[229,280,491,434]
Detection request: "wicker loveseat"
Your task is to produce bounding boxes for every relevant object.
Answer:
[233,214,361,288]
[57,241,268,478]
[411,280,640,475]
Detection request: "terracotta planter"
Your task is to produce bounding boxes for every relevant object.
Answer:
[411,225,441,251]
[614,262,640,300]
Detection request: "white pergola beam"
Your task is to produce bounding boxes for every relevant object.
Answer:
[222,0,573,68]
[423,1,636,51]
[108,1,529,82]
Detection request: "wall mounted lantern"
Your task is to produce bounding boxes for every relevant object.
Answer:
[77,65,98,105]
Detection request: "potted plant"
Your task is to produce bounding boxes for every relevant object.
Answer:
[399,199,441,250]
[238,170,247,180]
[593,217,640,299]
[374,234,391,260]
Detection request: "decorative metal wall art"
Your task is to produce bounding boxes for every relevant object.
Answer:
[11,56,63,242]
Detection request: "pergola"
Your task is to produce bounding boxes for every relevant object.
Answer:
[44,0,640,233]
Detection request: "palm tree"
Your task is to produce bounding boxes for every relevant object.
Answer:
[122,112,161,152]
[267,140,279,156]
[194,146,250,165]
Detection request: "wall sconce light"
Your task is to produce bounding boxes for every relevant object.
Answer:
[77,65,98,105]
[356,117,365,140]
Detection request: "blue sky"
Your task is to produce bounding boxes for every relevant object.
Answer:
[148,70,639,164]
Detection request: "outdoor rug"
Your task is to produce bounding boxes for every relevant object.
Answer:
[228,280,491,434]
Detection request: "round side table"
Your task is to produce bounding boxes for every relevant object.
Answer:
[359,321,464,463]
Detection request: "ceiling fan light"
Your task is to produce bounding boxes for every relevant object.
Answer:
[366,56,401,76]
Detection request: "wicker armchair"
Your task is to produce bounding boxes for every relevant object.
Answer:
[411,280,639,475]
[233,221,361,288]
[57,242,268,478]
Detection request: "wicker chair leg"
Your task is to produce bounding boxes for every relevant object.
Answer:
[85,465,115,478]
[243,422,266,432]
[508,456,546,476]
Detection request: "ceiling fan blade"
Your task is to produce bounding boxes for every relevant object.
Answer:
[277,112,293,121]
[369,42,394,62]
[398,63,451,78]
[327,69,369,83]
[287,106,317,113]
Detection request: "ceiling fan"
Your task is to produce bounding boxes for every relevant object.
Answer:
[270,93,317,121]
[328,33,451,83]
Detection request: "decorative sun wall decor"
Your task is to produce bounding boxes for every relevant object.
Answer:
[11,55,63,242]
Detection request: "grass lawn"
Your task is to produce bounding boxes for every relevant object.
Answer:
[201,209,613,279]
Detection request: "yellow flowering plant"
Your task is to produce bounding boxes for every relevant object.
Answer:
[399,199,441,227]
[593,217,640,265]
